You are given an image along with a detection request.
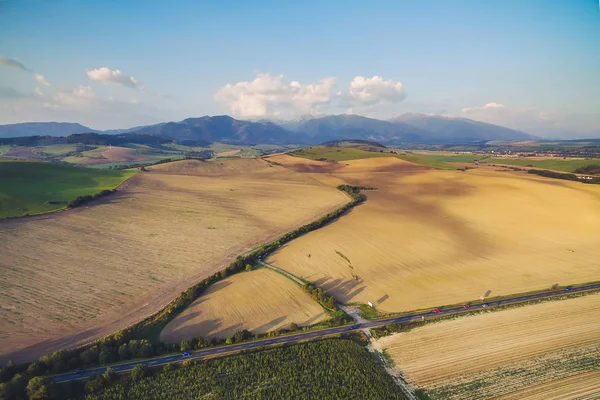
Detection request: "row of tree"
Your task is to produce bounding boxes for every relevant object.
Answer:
[0,184,371,399]
[528,168,600,184]
[66,190,115,209]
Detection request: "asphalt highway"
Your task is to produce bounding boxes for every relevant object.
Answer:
[53,282,600,383]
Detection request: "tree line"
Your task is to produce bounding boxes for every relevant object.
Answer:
[74,339,405,399]
[528,168,600,184]
[0,184,371,399]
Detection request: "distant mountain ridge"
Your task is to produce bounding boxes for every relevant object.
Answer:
[131,115,306,144]
[392,113,537,142]
[0,113,539,144]
[0,122,100,138]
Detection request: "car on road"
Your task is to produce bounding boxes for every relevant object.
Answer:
[351,324,361,329]
[73,369,85,375]
[565,286,573,291]
[182,351,191,357]
[433,308,441,313]
[463,304,470,309]
[482,303,489,307]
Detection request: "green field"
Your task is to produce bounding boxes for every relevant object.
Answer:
[289,147,398,162]
[80,339,404,400]
[480,157,600,172]
[0,161,137,219]
[289,147,457,169]
[406,153,487,163]
[36,144,81,156]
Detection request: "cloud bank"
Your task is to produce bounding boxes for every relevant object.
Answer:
[215,73,406,118]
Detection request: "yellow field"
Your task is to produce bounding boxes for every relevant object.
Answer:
[0,158,348,363]
[161,268,327,342]
[372,293,600,399]
[267,155,600,312]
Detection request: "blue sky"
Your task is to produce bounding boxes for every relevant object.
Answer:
[0,0,598,137]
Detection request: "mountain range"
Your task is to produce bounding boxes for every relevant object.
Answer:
[0,114,538,144]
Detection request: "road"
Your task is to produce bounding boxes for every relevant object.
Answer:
[257,260,305,285]
[53,282,600,383]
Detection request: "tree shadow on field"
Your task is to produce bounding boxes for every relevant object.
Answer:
[212,322,244,339]
[253,316,287,334]
[301,313,325,327]
[321,277,366,304]
[165,318,224,342]
[376,294,389,306]
[0,327,104,365]
[312,276,332,287]
[205,280,232,293]
[164,311,203,333]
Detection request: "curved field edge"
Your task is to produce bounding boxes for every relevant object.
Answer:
[0,184,366,380]
[287,147,457,169]
[0,161,138,219]
[159,267,330,343]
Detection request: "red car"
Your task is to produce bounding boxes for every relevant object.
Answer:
[433,308,441,313]
[463,304,470,309]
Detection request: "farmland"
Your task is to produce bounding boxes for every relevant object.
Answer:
[372,293,600,399]
[0,161,136,218]
[267,153,600,313]
[480,156,600,172]
[161,268,327,343]
[82,339,405,400]
[288,147,457,169]
[0,158,349,363]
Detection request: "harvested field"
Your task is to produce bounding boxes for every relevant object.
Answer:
[78,146,149,165]
[0,158,348,363]
[3,146,41,159]
[372,293,600,399]
[496,371,600,400]
[161,268,327,342]
[216,149,241,157]
[267,155,600,313]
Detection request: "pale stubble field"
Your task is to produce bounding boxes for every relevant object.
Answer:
[373,293,600,399]
[0,159,348,363]
[267,154,600,313]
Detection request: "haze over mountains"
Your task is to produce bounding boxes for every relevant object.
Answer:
[0,114,538,144]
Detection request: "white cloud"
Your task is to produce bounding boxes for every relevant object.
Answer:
[215,73,407,118]
[214,73,336,117]
[0,56,30,71]
[87,67,140,88]
[34,87,44,97]
[346,76,405,105]
[34,73,50,87]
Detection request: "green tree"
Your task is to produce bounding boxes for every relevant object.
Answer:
[131,364,148,382]
[288,322,299,331]
[180,339,192,352]
[245,264,252,271]
[26,361,46,376]
[26,376,55,400]
[102,367,116,384]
